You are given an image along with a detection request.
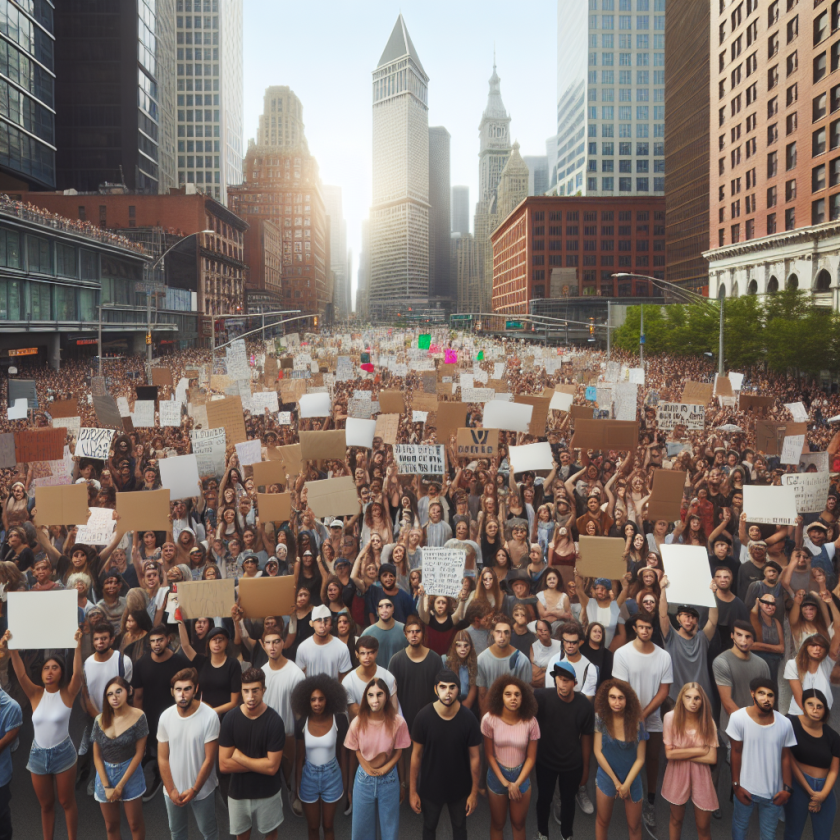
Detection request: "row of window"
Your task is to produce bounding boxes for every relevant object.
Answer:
[589,0,665,11]
[588,14,665,30]
[588,87,664,102]
[586,123,665,138]
[587,141,664,156]
[588,106,664,121]
[588,159,664,173]
[589,69,664,85]
[533,238,664,251]
[0,278,97,322]
[586,176,664,191]
[531,254,664,267]
[588,51,664,66]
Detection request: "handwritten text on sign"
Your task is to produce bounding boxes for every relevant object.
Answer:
[656,402,706,430]
[421,548,466,599]
[393,444,446,475]
[75,428,114,460]
[190,427,226,478]
[781,471,831,514]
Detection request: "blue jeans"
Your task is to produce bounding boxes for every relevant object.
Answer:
[732,793,783,840]
[299,757,343,804]
[352,765,400,840]
[784,773,837,840]
[164,791,218,840]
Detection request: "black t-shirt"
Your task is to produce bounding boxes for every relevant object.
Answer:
[788,714,840,770]
[713,594,749,650]
[534,688,595,772]
[191,654,242,711]
[388,648,443,732]
[219,706,286,800]
[131,652,190,735]
[510,628,536,655]
[708,551,740,582]
[411,704,482,803]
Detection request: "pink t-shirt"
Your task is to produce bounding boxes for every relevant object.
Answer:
[344,714,411,762]
[480,713,541,769]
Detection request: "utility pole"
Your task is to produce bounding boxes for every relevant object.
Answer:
[97,306,102,375]
[639,303,644,366]
[146,292,152,382]
[607,300,611,360]
[718,293,724,376]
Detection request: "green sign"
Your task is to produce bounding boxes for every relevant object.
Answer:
[418,334,431,349]
[506,320,524,330]
[450,314,472,321]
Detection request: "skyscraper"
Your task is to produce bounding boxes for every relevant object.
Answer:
[428,126,452,303]
[553,0,666,198]
[357,218,370,319]
[323,185,349,318]
[451,186,470,235]
[369,14,429,320]
[55,0,176,194]
[175,0,243,203]
[474,59,511,312]
[523,156,549,196]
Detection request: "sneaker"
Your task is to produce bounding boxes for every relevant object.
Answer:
[575,785,594,815]
[643,800,656,831]
[343,797,352,816]
[291,794,303,817]
[712,808,722,820]
[86,776,95,797]
[142,773,162,803]
[536,834,549,840]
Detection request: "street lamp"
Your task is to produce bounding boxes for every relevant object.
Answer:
[613,272,724,375]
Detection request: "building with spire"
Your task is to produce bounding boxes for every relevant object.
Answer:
[474,59,512,312]
[369,15,430,320]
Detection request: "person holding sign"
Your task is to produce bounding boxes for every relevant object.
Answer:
[5,627,84,840]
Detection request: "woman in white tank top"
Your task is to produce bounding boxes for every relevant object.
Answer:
[4,627,84,840]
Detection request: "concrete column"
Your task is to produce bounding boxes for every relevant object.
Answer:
[47,333,60,371]
[131,333,146,354]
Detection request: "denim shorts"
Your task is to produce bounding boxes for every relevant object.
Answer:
[27,736,77,776]
[228,787,284,835]
[299,757,343,804]
[94,758,146,803]
[487,762,531,796]
[596,767,643,803]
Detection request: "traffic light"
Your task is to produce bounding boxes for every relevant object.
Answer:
[145,332,151,345]
[313,315,319,328]
[589,317,595,336]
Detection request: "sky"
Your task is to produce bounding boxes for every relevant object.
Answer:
[243,0,557,307]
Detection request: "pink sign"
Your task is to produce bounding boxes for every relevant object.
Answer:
[444,349,458,364]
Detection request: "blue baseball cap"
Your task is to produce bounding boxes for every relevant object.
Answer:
[550,660,577,683]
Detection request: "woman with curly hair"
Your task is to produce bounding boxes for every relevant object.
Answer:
[442,630,478,709]
[662,682,718,840]
[344,678,410,840]
[292,674,349,838]
[481,675,540,840]
[593,678,648,840]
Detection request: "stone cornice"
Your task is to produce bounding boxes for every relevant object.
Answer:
[704,220,840,261]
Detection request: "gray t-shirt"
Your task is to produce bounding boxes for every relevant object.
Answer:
[476,647,532,689]
[664,629,713,703]
[360,622,408,666]
[466,624,489,657]
[712,650,770,731]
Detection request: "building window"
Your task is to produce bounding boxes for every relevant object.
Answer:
[786,141,797,169]
[830,157,840,186]
[786,113,798,135]
[768,151,778,176]
[785,207,796,230]
[813,164,826,192]
[815,93,827,121]
[831,193,840,221]
[768,65,779,89]
[768,96,779,118]
[746,219,755,239]
[785,179,797,201]
[767,213,777,233]
[787,15,798,44]
[815,52,827,82]
[768,185,778,207]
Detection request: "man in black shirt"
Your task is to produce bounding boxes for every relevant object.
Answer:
[410,670,481,840]
[131,624,189,801]
[534,661,595,840]
[219,667,285,840]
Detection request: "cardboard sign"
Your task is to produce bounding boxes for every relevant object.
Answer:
[7,590,79,649]
[681,382,713,404]
[190,427,226,478]
[159,401,182,427]
[577,536,626,580]
[646,469,687,522]
[257,492,292,522]
[206,396,247,444]
[345,418,377,449]
[660,545,717,608]
[514,395,551,437]
[159,454,201,500]
[299,430,347,461]
[421,547,466,599]
[739,394,775,410]
[116,489,171,532]
[132,400,155,428]
[755,421,807,456]
[781,471,831,514]
[14,428,65,462]
[177,579,237,620]
[713,375,733,397]
[656,403,706,431]
[271,444,302,478]
[434,401,468,442]
[304,476,359,517]
[571,419,638,451]
[570,404,595,421]
[238,576,296,618]
[251,460,286,488]
[152,368,173,387]
[49,399,78,419]
[91,395,123,430]
[374,414,399,446]
[483,400,533,434]
[250,391,279,415]
[456,427,499,458]
[393,444,446,475]
[379,390,405,415]
[74,428,114,461]
[34,483,89,526]
[509,441,552,474]
[743,485,798,525]
[234,439,262,467]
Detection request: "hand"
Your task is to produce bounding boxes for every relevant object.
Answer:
[734,785,753,806]
[107,785,122,803]
[507,781,522,801]
[410,791,422,814]
[772,790,791,806]
[180,787,196,805]
[661,574,670,589]
[617,781,631,800]
[465,790,478,816]
[74,628,82,645]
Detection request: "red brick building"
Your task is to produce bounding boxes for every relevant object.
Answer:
[491,196,666,315]
[14,187,248,322]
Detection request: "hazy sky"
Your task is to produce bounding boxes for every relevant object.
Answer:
[243,1,557,306]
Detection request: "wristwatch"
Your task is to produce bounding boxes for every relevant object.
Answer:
[732,782,739,788]
[783,784,793,794]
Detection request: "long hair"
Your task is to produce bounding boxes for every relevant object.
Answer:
[98,676,132,729]
[671,682,717,747]
[593,678,643,742]
[475,568,503,609]
[356,677,398,734]
[485,675,538,720]
[795,633,831,682]
[445,629,478,682]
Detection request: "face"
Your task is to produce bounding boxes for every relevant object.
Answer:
[72,550,87,569]
[366,684,387,713]
[562,634,581,655]
[150,633,169,655]
[204,566,219,580]
[454,639,471,658]
[309,689,326,715]
[41,659,62,686]
[502,683,522,714]
[681,687,703,715]
[92,631,112,653]
[803,696,826,723]
[608,687,627,714]
[802,604,818,622]
[555,674,575,698]
[311,617,331,637]
[545,572,559,590]
[405,623,424,646]
[593,584,608,600]
[435,681,459,706]
[752,686,775,713]
[336,616,350,636]
[241,681,265,711]
[640,595,657,612]
[807,641,828,661]
[105,682,129,710]
[589,624,604,644]
[380,572,396,589]
[714,570,732,591]
[634,619,654,642]
[731,627,754,653]
[641,569,656,587]
[482,571,495,590]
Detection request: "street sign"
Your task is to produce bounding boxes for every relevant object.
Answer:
[450,314,472,321]
[506,320,524,330]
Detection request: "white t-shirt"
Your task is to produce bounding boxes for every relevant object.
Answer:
[543,653,599,697]
[295,636,352,679]
[725,708,797,799]
[84,651,134,714]
[783,657,836,716]
[157,701,221,801]
[147,586,169,622]
[342,666,397,708]
[262,659,305,732]
[612,643,674,733]
[531,638,562,668]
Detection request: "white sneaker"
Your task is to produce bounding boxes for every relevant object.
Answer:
[87,776,95,796]
[575,785,594,815]
[643,800,656,831]
[536,834,549,840]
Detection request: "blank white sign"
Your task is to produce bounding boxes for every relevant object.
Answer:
[660,544,717,608]
[159,454,201,500]
[482,400,533,433]
[8,589,79,649]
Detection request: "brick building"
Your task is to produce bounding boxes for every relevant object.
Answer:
[490,196,665,315]
[706,0,840,307]
[16,187,247,325]
[241,219,282,311]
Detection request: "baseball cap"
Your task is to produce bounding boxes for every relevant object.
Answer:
[311,605,332,621]
[550,661,577,683]
[378,562,397,580]
[334,558,351,568]
[329,519,344,529]
[747,540,767,550]
[676,605,700,618]
[806,521,829,531]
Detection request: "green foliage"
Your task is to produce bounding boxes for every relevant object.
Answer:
[612,291,840,376]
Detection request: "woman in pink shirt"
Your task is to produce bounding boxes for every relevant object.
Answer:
[662,682,719,840]
[481,675,540,840]
[344,678,410,840]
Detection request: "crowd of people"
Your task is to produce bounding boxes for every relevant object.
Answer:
[0,327,836,840]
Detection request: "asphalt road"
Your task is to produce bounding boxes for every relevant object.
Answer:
[6,694,838,840]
